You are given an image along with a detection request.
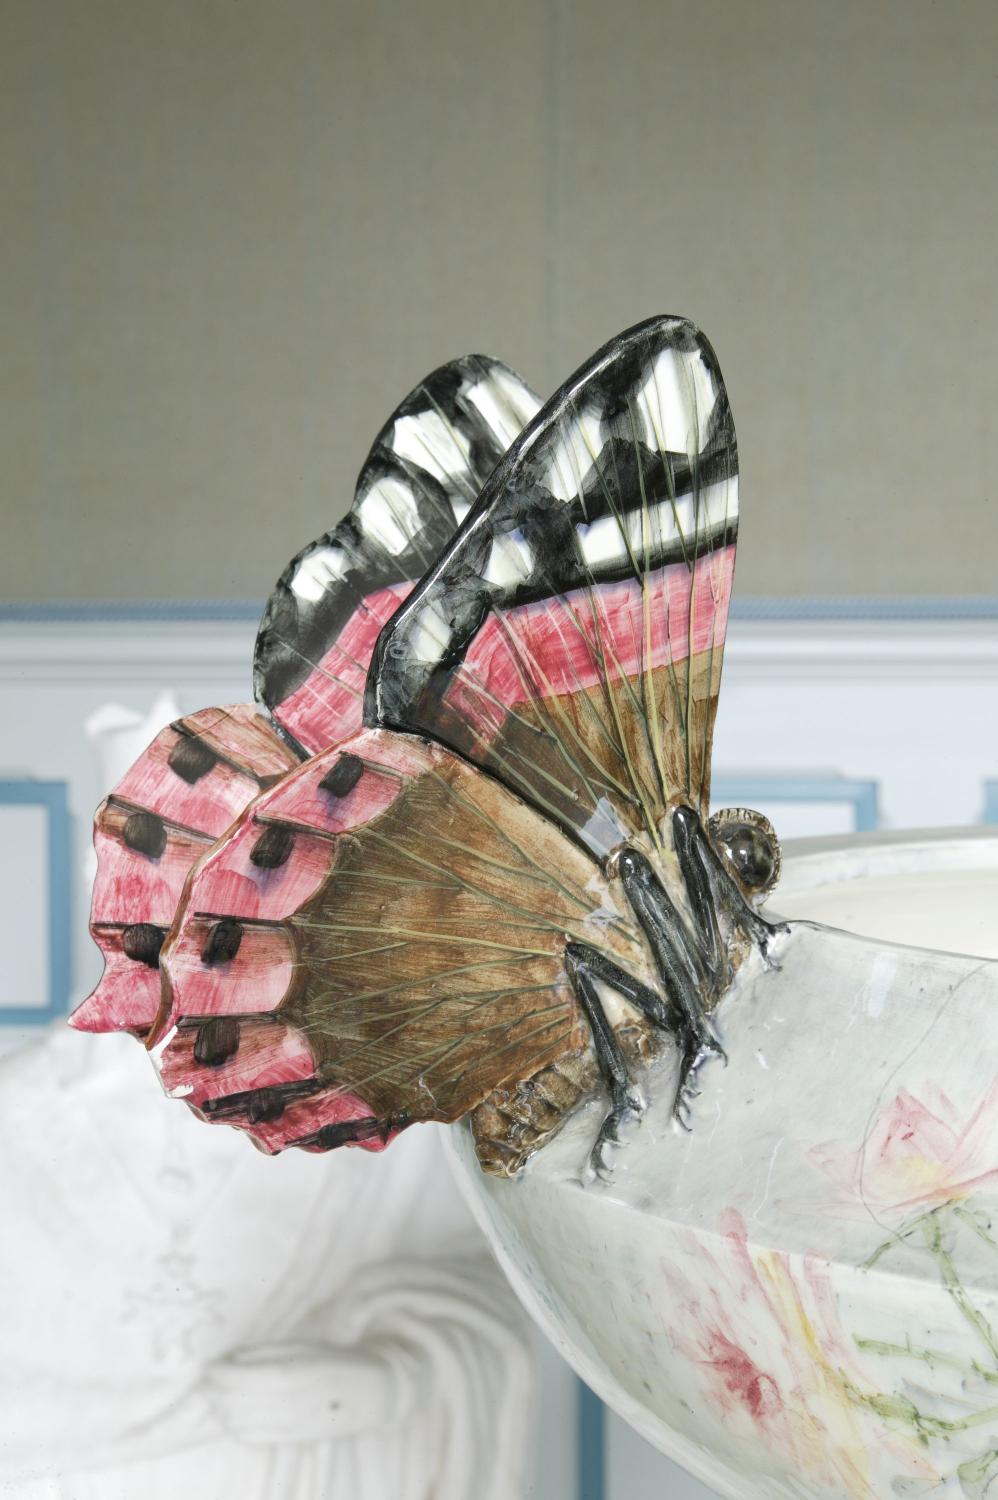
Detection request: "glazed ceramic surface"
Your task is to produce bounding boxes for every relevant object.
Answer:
[76,316,766,1182]
[450,830,998,1500]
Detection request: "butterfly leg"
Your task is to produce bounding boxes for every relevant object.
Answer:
[617,848,724,1129]
[672,806,782,966]
[565,944,648,1177]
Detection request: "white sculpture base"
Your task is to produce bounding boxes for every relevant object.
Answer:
[450,829,998,1500]
[0,1027,534,1500]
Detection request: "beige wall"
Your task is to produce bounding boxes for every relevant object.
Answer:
[3,0,996,603]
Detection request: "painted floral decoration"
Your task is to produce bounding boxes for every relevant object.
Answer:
[811,1081,998,1218]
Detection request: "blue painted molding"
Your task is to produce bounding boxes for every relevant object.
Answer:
[982,781,998,825]
[712,774,880,833]
[0,780,72,1025]
[3,596,998,625]
[0,600,263,623]
[577,1382,606,1500]
[731,596,998,621]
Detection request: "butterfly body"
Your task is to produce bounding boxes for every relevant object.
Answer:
[468,816,745,1176]
[77,315,784,1178]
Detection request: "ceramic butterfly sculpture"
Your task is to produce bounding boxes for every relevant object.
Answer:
[72,316,783,1176]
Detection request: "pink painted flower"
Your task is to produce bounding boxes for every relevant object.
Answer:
[699,1326,782,1425]
[660,1210,940,1494]
[810,1080,998,1216]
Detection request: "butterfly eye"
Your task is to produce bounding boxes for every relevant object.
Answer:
[707,807,781,901]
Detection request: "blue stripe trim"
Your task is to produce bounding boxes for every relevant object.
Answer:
[982,781,998,825]
[713,775,880,832]
[3,596,998,625]
[0,600,263,623]
[0,780,73,1025]
[577,1381,606,1500]
[730,596,998,621]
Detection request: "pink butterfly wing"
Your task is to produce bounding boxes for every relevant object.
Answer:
[370,316,739,860]
[254,356,540,754]
[74,706,298,1037]
[77,356,539,1041]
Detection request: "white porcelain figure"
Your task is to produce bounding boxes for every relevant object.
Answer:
[0,1024,532,1500]
[449,828,998,1500]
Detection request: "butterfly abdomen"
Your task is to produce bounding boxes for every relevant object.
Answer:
[470,1018,660,1176]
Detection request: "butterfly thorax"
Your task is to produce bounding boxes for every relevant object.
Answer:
[470,809,754,1176]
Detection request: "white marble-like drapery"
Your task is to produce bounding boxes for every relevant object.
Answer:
[0,1025,532,1499]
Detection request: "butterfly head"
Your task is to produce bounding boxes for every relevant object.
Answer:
[707,807,781,904]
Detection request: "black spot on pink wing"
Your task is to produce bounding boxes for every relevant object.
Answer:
[314,1117,383,1149]
[122,810,167,859]
[249,822,295,869]
[201,1087,284,1122]
[200,1078,321,1122]
[244,1088,287,1124]
[122,922,167,968]
[200,918,243,965]
[318,753,364,798]
[167,734,219,785]
[193,1016,241,1067]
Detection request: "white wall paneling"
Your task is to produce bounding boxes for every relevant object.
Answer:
[714,615,998,831]
[3,607,995,1025]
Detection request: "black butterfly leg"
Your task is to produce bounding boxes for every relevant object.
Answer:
[664,805,785,1123]
[618,848,725,1129]
[672,806,783,964]
[565,944,654,1175]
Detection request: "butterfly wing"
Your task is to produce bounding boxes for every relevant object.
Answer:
[77,356,539,1039]
[254,356,541,755]
[152,726,647,1153]
[73,705,299,1036]
[369,316,738,860]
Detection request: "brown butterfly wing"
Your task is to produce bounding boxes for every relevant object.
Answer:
[153,726,646,1152]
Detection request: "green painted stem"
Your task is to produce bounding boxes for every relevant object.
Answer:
[921,1216,998,1367]
[854,1336,998,1385]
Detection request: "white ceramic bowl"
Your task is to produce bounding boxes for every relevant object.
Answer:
[449,829,998,1500]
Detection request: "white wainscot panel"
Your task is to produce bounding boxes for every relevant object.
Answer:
[5,613,996,1019]
[607,1415,718,1500]
[743,800,856,839]
[714,619,998,832]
